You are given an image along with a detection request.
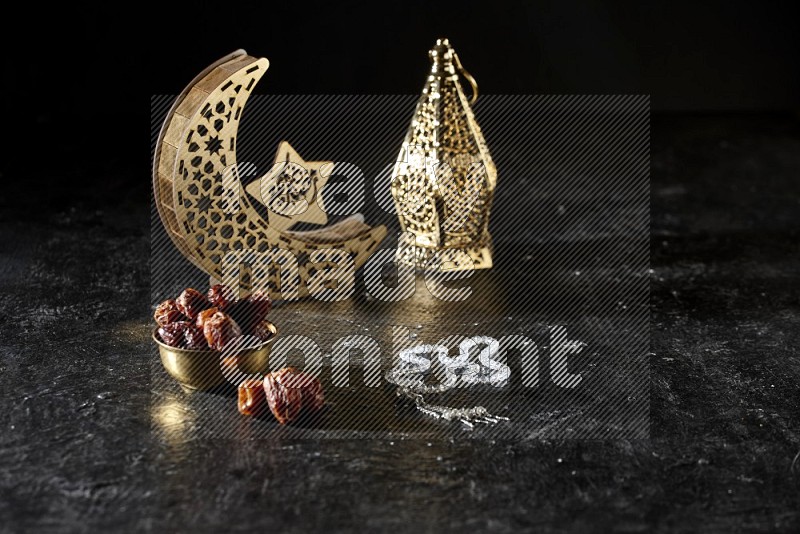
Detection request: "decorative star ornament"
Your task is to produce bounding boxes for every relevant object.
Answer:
[245,141,330,231]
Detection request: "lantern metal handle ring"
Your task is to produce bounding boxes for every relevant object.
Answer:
[453,50,479,105]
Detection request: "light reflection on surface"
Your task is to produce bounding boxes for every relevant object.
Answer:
[111,319,152,343]
[152,395,195,445]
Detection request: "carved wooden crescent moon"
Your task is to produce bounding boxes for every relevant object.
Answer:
[153,50,387,299]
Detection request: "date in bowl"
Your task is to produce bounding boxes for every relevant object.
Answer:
[153,321,278,391]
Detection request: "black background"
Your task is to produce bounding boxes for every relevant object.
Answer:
[3,0,797,217]
[145,0,799,110]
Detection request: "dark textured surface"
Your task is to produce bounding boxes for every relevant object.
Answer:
[148,93,651,442]
[1,114,799,532]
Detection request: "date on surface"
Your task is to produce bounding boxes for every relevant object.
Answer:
[237,367,324,425]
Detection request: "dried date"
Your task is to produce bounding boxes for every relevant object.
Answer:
[154,299,183,327]
[202,311,242,351]
[183,325,208,349]
[263,372,303,424]
[175,288,210,319]
[273,367,324,412]
[157,321,191,348]
[302,377,325,412]
[252,319,275,342]
[228,290,272,332]
[207,284,236,310]
[195,307,219,330]
[237,378,268,417]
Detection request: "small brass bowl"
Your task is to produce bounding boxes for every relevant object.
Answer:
[153,321,278,391]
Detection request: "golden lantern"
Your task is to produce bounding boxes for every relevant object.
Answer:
[391,38,497,271]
